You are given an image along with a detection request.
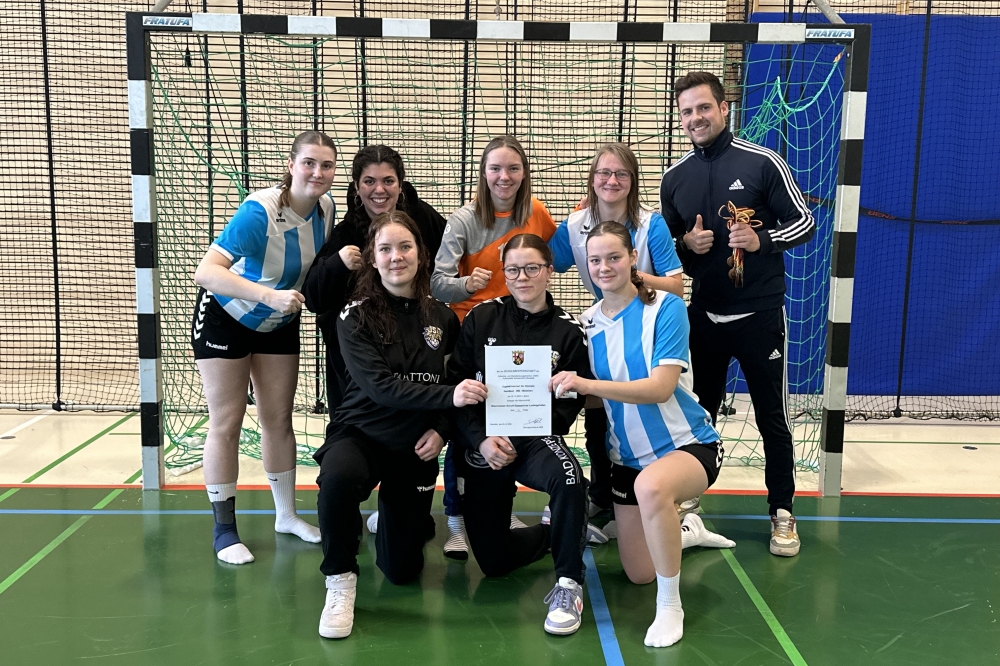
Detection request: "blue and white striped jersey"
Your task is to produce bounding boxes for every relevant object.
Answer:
[210,186,335,332]
[549,208,682,299]
[581,291,718,470]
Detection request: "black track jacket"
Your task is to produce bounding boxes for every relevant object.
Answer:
[659,128,815,315]
[331,294,459,452]
[446,294,589,453]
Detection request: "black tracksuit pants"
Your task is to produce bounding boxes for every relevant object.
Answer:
[583,407,612,509]
[688,304,795,515]
[456,435,588,584]
[315,424,438,585]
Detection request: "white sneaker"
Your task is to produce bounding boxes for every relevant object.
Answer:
[511,513,529,529]
[319,572,357,639]
[444,516,469,560]
[601,519,618,540]
[677,497,700,517]
[366,511,379,534]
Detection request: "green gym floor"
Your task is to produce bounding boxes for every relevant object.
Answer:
[2,486,998,665]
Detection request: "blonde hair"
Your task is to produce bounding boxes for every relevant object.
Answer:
[474,135,532,230]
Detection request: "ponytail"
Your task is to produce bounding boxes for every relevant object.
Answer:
[630,266,656,305]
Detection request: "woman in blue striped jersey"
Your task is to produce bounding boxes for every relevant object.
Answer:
[191,131,337,565]
[548,143,685,521]
[549,221,734,648]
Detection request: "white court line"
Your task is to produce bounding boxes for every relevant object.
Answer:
[1,411,56,439]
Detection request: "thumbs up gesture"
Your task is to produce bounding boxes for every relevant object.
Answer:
[683,215,714,255]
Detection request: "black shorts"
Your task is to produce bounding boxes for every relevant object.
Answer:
[610,441,724,506]
[191,288,300,360]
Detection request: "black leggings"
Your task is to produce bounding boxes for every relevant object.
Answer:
[315,424,438,584]
[456,435,589,584]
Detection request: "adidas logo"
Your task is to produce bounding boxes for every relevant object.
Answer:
[729,179,745,190]
[769,349,782,360]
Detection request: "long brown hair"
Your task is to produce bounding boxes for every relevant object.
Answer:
[350,211,434,343]
[474,135,533,231]
[586,143,642,231]
[586,220,655,305]
[278,130,338,211]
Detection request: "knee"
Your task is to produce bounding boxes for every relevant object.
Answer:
[634,474,675,510]
[625,567,656,585]
[380,557,423,586]
[476,552,509,578]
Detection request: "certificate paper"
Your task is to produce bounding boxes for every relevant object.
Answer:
[485,345,551,436]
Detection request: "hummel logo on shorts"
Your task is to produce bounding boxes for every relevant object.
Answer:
[769,349,782,360]
[729,179,744,190]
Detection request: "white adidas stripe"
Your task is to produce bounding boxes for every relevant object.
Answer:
[731,139,814,244]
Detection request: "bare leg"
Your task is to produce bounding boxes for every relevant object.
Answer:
[197,357,255,564]
[198,357,252,485]
[250,354,320,543]
[633,451,709,648]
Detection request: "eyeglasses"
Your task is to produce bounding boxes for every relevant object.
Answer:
[594,169,632,182]
[503,263,550,279]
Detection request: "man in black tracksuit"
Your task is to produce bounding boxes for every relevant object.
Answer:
[314,294,458,584]
[447,294,590,592]
[660,72,815,557]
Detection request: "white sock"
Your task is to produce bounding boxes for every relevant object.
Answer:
[447,515,465,532]
[681,513,736,549]
[207,482,254,564]
[645,572,684,648]
[268,469,321,543]
[217,542,255,564]
[206,482,236,503]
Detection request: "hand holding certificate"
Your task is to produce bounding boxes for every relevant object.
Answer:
[485,345,551,436]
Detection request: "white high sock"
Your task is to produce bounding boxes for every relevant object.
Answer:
[447,515,464,531]
[645,572,684,647]
[207,482,254,564]
[206,482,237,503]
[268,468,321,543]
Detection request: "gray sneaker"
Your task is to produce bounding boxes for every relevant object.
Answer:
[543,577,584,635]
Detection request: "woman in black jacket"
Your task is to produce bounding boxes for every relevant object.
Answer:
[446,233,591,637]
[303,145,447,418]
[314,211,486,640]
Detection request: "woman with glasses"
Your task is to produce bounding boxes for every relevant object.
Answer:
[548,143,686,523]
[447,233,591,636]
[432,135,558,558]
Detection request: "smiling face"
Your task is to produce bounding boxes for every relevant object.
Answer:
[373,223,419,297]
[677,84,729,148]
[586,232,637,296]
[503,246,553,312]
[356,162,402,219]
[592,152,632,207]
[287,144,337,201]
[484,146,525,211]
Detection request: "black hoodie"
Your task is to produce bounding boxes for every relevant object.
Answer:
[302,181,447,419]
[321,293,459,454]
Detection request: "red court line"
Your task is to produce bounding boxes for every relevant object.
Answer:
[840,491,1000,498]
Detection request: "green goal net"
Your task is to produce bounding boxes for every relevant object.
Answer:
[148,29,845,475]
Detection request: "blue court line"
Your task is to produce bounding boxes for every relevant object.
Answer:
[583,548,626,666]
[2,509,999,524]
